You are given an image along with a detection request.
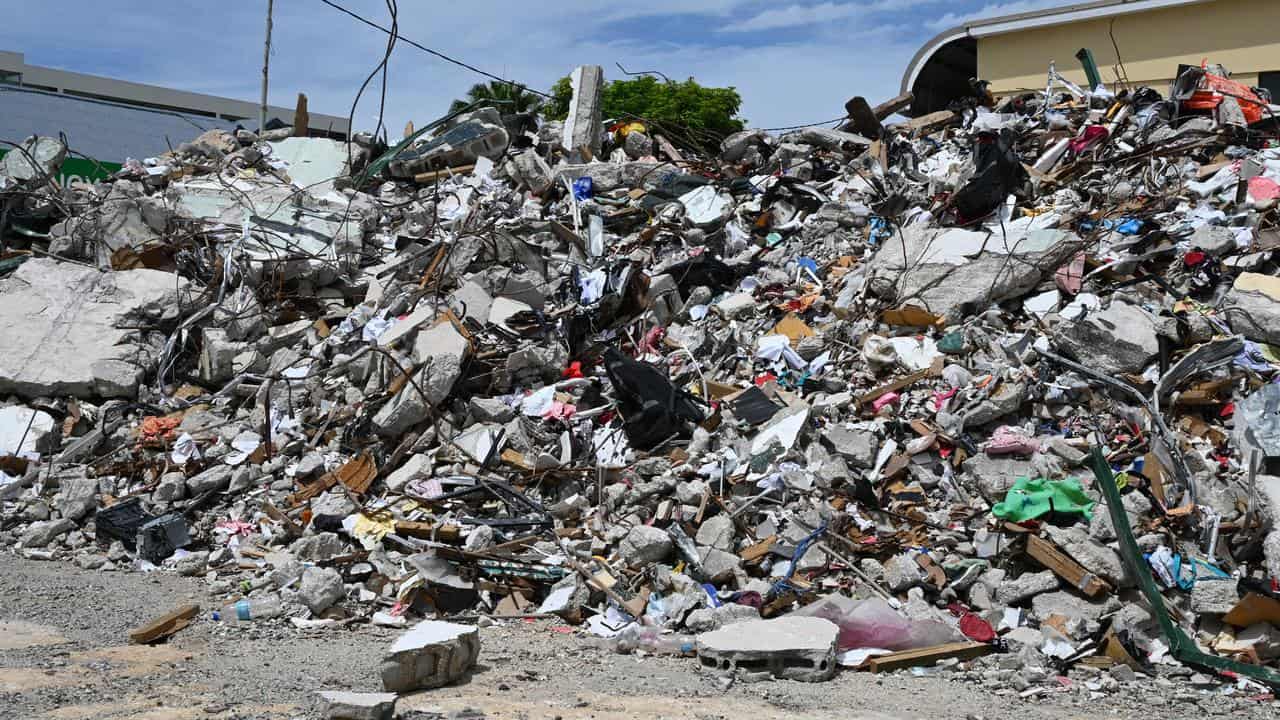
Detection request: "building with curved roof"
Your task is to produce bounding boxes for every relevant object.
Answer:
[901,0,1280,115]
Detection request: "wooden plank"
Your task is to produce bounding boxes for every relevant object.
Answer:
[653,134,685,163]
[413,164,476,183]
[394,520,462,543]
[739,534,777,564]
[336,452,377,494]
[129,603,200,644]
[263,502,303,537]
[872,92,914,120]
[900,110,958,137]
[293,93,309,137]
[1026,534,1112,597]
[866,641,993,672]
[417,243,449,289]
[285,473,336,507]
[285,453,376,507]
[858,358,943,406]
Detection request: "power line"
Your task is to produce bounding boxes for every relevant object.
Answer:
[317,0,551,98]
[757,116,847,132]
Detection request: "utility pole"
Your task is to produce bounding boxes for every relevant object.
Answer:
[259,0,274,134]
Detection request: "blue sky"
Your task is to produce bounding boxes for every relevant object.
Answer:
[1,0,1070,132]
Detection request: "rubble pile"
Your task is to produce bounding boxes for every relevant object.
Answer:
[4,61,1280,699]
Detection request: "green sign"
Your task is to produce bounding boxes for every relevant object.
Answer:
[0,150,121,184]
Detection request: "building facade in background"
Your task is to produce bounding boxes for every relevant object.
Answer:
[0,50,349,182]
[902,0,1280,116]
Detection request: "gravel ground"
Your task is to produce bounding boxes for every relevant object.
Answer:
[2,553,1277,719]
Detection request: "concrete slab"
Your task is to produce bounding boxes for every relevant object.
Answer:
[696,616,838,682]
[0,258,188,399]
[380,620,479,692]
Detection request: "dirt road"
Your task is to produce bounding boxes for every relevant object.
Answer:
[1,554,1271,719]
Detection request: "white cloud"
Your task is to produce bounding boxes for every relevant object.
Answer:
[720,2,867,32]
[720,0,939,33]
[925,0,1072,31]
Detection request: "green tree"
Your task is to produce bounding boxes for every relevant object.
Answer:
[449,81,544,115]
[542,75,745,142]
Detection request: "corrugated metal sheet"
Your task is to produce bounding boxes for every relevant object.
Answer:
[0,84,240,162]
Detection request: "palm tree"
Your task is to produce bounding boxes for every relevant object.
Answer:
[449,81,543,116]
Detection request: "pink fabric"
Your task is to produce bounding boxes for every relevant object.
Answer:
[984,425,1039,456]
[872,392,900,412]
[1249,176,1280,202]
[933,387,958,411]
[1055,252,1085,294]
[542,401,577,421]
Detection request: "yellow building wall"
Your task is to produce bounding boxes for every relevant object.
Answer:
[978,0,1280,95]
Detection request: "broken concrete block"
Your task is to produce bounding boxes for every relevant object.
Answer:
[697,616,838,682]
[1043,525,1126,588]
[371,374,432,437]
[555,161,679,193]
[299,566,345,614]
[1031,590,1116,630]
[317,691,397,720]
[153,472,187,502]
[268,137,350,194]
[695,514,736,552]
[0,259,189,399]
[865,225,1081,325]
[685,608,718,633]
[451,281,494,327]
[199,328,243,384]
[962,381,1026,430]
[1237,623,1280,660]
[619,525,673,566]
[185,465,232,496]
[1225,272,1280,345]
[0,135,66,182]
[821,425,878,468]
[214,284,267,342]
[1190,223,1236,255]
[384,453,431,493]
[468,396,514,424]
[291,532,346,562]
[57,477,99,521]
[883,553,924,592]
[698,546,743,583]
[411,320,470,368]
[0,405,57,457]
[19,518,75,548]
[561,65,604,159]
[962,454,1035,499]
[1190,579,1239,615]
[390,108,509,177]
[380,620,480,692]
[1051,300,1160,375]
[715,292,756,319]
[994,569,1061,605]
[505,150,554,194]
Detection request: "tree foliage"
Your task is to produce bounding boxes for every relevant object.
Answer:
[543,75,745,139]
[449,81,544,116]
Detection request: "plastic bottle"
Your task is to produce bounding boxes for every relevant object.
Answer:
[610,624,695,656]
[214,594,284,624]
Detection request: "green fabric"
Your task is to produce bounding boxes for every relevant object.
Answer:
[938,331,965,354]
[991,477,1095,521]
